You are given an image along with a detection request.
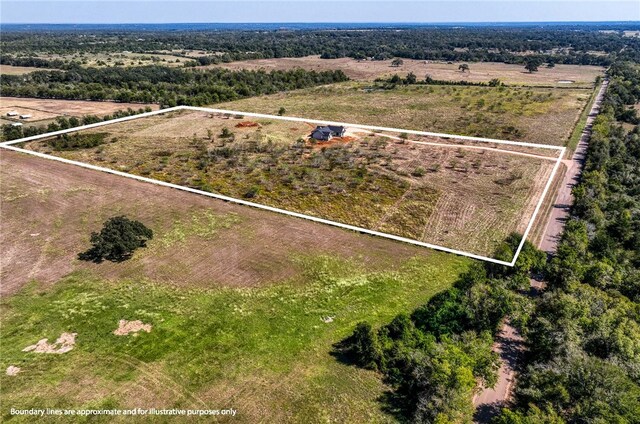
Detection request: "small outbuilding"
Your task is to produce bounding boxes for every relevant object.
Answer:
[11,123,23,127]
[19,114,32,119]
[6,111,18,117]
[310,125,346,141]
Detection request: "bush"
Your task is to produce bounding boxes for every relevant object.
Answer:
[78,216,153,262]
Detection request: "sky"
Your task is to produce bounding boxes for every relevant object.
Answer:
[1,0,639,24]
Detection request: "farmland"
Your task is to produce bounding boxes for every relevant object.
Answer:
[219,82,591,146]
[0,97,158,123]
[214,56,604,86]
[0,149,469,422]
[19,109,557,257]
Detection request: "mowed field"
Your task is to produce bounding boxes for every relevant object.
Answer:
[0,97,158,123]
[20,110,557,257]
[0,149,469,422]
[219,82,591,146]
[213,55,603,86]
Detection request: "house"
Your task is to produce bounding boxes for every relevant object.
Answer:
[310,125,346,141]
[19,114,32,119]
[6,111,18,117]
[11,122,23,127]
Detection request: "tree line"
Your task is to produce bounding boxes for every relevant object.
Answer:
[335,235,546,423]
[0,66,349,107]
[494,62,640,424]
[2,26,639,67]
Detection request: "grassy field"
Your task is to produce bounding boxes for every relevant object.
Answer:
[218,82,592,146]
[213,56,603,86]
[20,110,555,257]
[0,150,470,423]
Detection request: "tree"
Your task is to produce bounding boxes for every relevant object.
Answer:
[391,58,404,67]
[458,63,470,73]
[278,107,286,116]
[524,57,543,73]
[339,322,384,370]
[389,74,402,84]
[404,72,417,84]
[78,216,153,262]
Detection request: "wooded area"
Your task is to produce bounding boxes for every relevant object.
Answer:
[340,62,640,423]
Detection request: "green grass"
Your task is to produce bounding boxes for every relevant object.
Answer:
[1,253,470,423]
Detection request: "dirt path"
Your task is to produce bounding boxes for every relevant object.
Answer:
[472,79,609,423]
[472,321,524,420]
[539,79,609,254]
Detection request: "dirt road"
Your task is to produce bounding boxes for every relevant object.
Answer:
[539,79,609,253]
[472,79,609,422]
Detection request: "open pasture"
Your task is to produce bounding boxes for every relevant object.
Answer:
[18,109,559,258]
[213,55,603,86]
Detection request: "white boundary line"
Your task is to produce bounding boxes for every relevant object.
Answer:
[0,105,565,267]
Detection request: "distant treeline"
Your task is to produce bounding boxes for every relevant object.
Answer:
[2,27,640,66]
[0,66,349,107]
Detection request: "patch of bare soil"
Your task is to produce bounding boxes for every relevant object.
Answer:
[6,366,21,376]
[235,121,260,128]
[22,332,77,354]
[114,319,152,336]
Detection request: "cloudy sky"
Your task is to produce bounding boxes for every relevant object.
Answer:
[1,0,638,24]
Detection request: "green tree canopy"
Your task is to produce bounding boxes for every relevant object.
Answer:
[79,216,153,262]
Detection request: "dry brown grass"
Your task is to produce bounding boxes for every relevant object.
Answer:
[213,55,603,86]
[0,65,55,75]
[0,97,158,122]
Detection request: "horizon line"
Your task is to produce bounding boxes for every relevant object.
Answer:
[2,20,640,26]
